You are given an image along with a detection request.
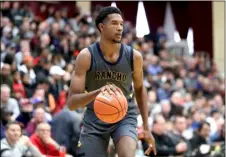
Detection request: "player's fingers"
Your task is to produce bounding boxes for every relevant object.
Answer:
[106,85,114,95]
[153,145,157,155]
[101,86,105,93]
[112,84,123,94]
[145,147,152,155]
[109,84,118,95]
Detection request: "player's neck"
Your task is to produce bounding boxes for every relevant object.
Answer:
[99,39,121,56]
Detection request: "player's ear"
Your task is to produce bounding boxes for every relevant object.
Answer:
[98,23,104,32]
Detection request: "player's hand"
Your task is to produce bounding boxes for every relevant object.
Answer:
[143,129,157,156]
[101,83,123,95]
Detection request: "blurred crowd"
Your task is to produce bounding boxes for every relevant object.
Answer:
[0,1,225,157]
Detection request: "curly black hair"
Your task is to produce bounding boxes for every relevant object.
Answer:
[95,6,122,32]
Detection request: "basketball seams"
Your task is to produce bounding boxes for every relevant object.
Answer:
[94,99,120,123]
[94,99,127,114]
[112,94,124,118]
[94,100,118,114]
[95,99,119,112]
[94,93,128,123]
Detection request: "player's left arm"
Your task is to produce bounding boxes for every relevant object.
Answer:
[132,49,149,130]
[132,49,157,155]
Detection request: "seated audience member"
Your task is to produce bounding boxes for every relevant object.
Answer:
[0,64,13,93]
[168,115,192,155]
[36,79,56,114]
[21,72,35,98]
[12,71,26,100]
[189,121,211,151]
[16,98,34,129]
[25,107,46,136]
[211,124,225,143]
[0,121,43,157]
[30,122,73,157]
[18,55,36,86]
[51,107,82,156]
[142,114,187,156]
[169,92,184,118]
[157,80,172,101]
[1,84,20,121]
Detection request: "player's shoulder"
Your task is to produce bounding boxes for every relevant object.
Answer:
[75,48,91,71]
[130,47,142,61]
[123,44,142,57]
[77,48,91,58]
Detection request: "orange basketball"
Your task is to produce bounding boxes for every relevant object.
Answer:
[94,92,128,124]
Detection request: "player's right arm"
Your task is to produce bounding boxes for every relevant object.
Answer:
[67,48,101,110]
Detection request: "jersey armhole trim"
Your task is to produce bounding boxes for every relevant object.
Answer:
[87,47,93,72]
[130,47,134,71]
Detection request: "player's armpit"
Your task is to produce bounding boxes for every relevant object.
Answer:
[67,48,101,110]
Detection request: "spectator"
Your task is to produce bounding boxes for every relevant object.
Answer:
[26,107,46,136]
[157,80,172,101]
[169,92,184,118]
[12,71,26,100]
[156,26,167,44]
[189,121,211,151]
[1,84,20,121]
[1,2,12,19]
[15,39,31,68]
[1,107,13,139]
[34,57,51,83]
[16,98,33,129]
[183,93,194,114]
[21,72,36,98]
[49,65,65,99]
[173,78,186,96]
[210,124,224,143]
[169,115,192,155]
[147,55,162,76]
[142,114,187,156]
[206,109,224,136]
[147,90,159,114]
[51,52,66,68]
[0,64,13,92]
[35,33,51,55]
[0,121,43,157]
[18,55,36,85]
[10,2,24,27]
[51,107,82,157]
[161,99,171,120]
[37,79,56,114]
[184,70,198,93]
[1,43,16,64]
[30,122,73,157]
[1,25,12,46]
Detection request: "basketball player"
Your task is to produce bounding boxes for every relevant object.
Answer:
[67,6,156,157]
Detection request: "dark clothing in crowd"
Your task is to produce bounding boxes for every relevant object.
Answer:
[51,108,82,157]
[142,132,181,157]
[189,133,208,151]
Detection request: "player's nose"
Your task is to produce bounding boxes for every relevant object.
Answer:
[117,25,123,32]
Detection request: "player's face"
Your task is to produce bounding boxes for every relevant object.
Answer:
[102,14,123,43]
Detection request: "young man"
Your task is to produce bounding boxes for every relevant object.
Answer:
[68,6,156,157]
[0,121,43,157]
